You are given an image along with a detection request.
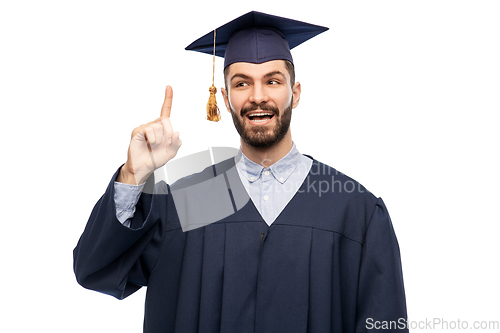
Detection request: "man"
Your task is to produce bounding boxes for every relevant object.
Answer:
[74,11,408,332]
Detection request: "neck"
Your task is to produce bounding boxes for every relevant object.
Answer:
[240,131,293,168]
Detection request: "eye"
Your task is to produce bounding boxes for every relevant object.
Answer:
[235,81,249,88]
[268,79,280,85]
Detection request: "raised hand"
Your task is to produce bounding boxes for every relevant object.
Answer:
[117,85,182,185]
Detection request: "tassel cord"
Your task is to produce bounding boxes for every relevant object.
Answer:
[207,29,220,122]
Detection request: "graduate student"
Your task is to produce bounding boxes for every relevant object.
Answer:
[74,11,408,332]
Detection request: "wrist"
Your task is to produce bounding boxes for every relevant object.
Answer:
[117,163,149,185]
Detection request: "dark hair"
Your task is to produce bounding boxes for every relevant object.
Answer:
[224,60,295,89]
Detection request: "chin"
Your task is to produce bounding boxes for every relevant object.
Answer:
[231,101,292,149]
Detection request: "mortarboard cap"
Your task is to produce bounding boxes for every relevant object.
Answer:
[185,11,329,69]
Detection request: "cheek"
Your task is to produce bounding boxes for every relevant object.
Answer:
[227,91,245,111]
[274,91,293,109]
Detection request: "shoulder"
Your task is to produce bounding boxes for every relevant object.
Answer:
[306,157,377,203]
[299,157,381,243]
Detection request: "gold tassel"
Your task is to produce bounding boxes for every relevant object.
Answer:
[207,29,220,122]
[207,84,220,121]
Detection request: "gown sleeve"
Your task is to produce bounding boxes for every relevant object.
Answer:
[355,197,408,332]
[73,168,166,300]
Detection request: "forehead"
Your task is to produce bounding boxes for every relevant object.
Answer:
[226,60,289,80]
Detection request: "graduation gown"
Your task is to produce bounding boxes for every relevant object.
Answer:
[73,157,407,332]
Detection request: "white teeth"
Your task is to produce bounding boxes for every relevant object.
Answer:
[250,112,273,117]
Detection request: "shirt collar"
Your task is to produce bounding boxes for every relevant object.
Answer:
[235,143,302,184]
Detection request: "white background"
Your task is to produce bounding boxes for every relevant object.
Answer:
[1,0,499,331]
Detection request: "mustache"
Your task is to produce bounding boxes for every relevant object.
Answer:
[240,102,279,117]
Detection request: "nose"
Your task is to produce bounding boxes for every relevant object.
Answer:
[248,82,269,105]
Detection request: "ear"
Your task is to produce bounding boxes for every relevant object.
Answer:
[221,87,232,113]
[292,82,301,109]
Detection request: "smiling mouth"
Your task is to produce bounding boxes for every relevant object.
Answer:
[246,111,275,123]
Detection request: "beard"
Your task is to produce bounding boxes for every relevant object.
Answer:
[230,97,293,149]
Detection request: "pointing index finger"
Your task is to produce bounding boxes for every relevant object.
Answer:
[160,85,173,119]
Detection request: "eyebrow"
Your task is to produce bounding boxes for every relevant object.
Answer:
[230,73,252,82]
[230,71,287,83]
[264,71,286,80]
